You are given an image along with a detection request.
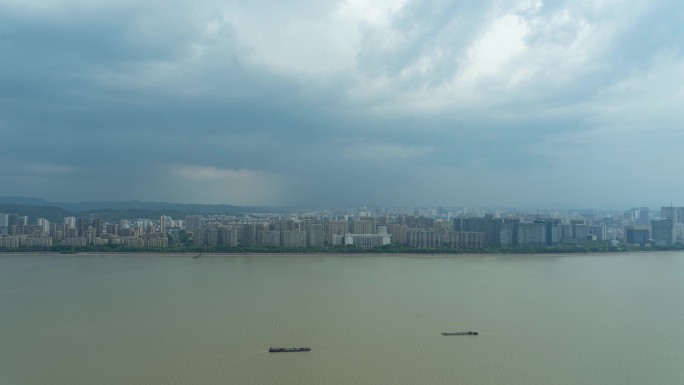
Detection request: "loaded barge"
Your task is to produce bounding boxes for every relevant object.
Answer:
[442,331,478,336]
[269,347,311,352]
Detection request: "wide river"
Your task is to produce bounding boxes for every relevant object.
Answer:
[1,252,683,385]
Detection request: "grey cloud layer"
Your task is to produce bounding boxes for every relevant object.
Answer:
[1,0,682,207]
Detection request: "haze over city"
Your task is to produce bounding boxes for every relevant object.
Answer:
[1,0,682,208]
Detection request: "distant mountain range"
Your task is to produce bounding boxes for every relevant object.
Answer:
[0,196,283,222]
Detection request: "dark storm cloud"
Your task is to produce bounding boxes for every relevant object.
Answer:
[1,0,683,207]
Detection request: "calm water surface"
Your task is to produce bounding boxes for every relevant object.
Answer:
[2,252,684,385]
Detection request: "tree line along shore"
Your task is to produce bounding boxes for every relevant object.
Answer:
[2,242,684,255]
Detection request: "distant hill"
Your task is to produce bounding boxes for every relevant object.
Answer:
[0,204,75,223]
[54,200,255,215]
[0,197,53,206]
[79,208,192,221]
[0,197,279,216]
[0,204,195,222]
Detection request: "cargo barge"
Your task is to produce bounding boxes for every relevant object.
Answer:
[268,347,311,352]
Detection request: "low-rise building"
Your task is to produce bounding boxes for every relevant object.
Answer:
[62,237,88,247]
[344,233,391,249]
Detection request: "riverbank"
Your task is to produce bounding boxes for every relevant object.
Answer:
[7,238,684,255]
[2,247,683,257]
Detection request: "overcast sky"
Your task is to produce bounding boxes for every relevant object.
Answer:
[1,0,683,208]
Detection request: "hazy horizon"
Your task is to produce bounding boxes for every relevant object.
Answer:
[2,0,682,207]
[0,194,676,212]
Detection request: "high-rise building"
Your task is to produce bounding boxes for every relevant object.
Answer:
[92,218,104,237]
[240,223,258,246]
[661,206,678,225]
[407,229,442,248]
[304,222,325,248]
[678,208,684,225]
[218,226,239,247]
[37,218,50,233]
[388,223,408,245]
[517,222,546,248]
[184,215,203,234]
[64,216,76,230]
[499,221,516,248]
[574,224,589,240]
[0,213,8,228]
[559,222,592,243]
[454,216,503,247]
[263,230,281,247]
[651,218,674,246]
[50,223,65,241]
[449,232,485,248]
[589,225,607,241]
[638,207,650,226]
[325,220,349,245]
[76,217,91,237]
[352,220,374,235]
[536,219,560,245]
[283,229,307,247]
[199,226,218,246]
[105,224,120,236]
[160,215,170,234]
[623,226,649,246]
[7,214,19,227]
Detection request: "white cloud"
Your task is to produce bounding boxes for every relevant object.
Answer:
[218,1,394,75]
[3,0,683,207]
[459,14,530,83]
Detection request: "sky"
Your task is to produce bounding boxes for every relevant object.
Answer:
[1,0,683,208]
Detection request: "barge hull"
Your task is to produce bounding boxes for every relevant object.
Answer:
[269,347,311,352]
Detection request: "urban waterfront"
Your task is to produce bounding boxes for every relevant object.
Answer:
[2,252,684,385]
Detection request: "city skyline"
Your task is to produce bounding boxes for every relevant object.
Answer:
[3,202,684,251]
[2,0,683,207]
